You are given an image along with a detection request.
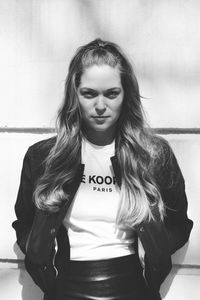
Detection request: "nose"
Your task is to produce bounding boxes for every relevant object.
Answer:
[95,95,106,115]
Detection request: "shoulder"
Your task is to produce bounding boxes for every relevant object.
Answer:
[149,134,172,166]
[24,136,57,178]
[26,135,57,159]
[149,135,183,189]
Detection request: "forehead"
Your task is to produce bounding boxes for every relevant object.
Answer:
[79,64,122,89]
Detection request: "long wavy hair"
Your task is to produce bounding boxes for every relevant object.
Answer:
[34,38,165,227]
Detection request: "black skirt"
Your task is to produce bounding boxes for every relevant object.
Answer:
[55,254,154,300]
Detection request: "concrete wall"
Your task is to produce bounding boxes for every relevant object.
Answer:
[0,1,200,299]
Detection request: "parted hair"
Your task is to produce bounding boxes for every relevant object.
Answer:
[34,38,165,227]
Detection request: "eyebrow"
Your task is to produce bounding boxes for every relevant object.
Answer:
[79,87,122,93]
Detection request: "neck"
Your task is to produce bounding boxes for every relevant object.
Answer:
[82,127,116,146]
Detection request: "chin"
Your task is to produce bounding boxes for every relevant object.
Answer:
[94,128,108,132]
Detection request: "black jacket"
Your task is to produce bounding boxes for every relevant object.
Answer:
[12,136,193,300]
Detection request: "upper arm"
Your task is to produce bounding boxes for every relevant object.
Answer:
[12,149,35,254]
[158,142,193,253]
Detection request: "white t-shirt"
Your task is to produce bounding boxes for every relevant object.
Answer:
[63,138,136,260]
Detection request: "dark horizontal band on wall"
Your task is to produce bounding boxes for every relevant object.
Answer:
[173,264,200,269]
[0,127,56,134]
[154,128,200,134]
[0,127,200,134]
[0,258,24,263]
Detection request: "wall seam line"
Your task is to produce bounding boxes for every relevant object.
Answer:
[1,128,200,134]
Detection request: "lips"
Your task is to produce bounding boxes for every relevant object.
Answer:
[92,116,109,124]
[92,116,109,118]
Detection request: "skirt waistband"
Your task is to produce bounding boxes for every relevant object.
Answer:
[55,254,151,300]
[62,254,142,280]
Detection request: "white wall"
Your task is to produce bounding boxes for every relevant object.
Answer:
[1,0,200,128]
[0,1,200,299]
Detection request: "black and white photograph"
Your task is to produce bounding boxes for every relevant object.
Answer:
[0,1,199,299]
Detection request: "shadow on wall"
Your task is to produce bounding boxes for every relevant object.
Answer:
[160,242,190,299]
[13,243,43,300]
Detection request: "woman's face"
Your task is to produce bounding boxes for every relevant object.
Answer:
[77,64,124,141]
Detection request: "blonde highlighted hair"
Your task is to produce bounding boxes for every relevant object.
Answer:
[34,39,165,227]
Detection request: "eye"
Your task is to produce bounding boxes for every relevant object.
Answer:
[80,90,97,99]
[105,91,120,99]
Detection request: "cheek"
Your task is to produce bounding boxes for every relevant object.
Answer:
[79,101,91,118]
[115,98,124,116]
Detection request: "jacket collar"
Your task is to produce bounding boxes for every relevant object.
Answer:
[110,155,121,187]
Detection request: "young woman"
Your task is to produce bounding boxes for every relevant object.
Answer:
[12,39,193,300]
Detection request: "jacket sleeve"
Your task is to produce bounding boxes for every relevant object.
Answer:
[12,145,57,295]
[12,149,35,254]
[159,143,193,254]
